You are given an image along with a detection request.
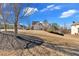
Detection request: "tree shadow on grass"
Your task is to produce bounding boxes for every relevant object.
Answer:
[0,31,44,50]
[16,34,79,56]
[16,34,44,49]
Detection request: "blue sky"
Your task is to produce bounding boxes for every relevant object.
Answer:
[5,3,79,28]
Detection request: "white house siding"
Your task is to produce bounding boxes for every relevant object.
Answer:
[76,25,79,34]
[71,25,79,34]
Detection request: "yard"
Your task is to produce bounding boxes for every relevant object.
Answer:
[0,30,79,56]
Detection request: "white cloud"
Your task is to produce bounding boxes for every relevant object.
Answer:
[40,4,61,12]
[54,6,61,9]
[50,6,61,11]
[47,4,54,8]
[40,8,48,12]
[60,9,78,18]
[23,7,38,16]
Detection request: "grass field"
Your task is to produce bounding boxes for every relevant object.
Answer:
[19,30,79,56]
[0,30,79,56]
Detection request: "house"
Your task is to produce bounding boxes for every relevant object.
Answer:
[71,22,79,35]
[32,21,44,30]
[0,22,27,29]
[31,21,50,30]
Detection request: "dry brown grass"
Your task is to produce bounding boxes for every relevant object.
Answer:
[19,30,79,46]
[0,30,79,56]
[19,30,79,56]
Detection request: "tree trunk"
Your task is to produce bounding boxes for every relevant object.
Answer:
[14,19,18,34]
[14,23,17,34]
[4,23,7,32]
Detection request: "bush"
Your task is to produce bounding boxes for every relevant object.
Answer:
[61,29,70,34]
[47,29,64,36]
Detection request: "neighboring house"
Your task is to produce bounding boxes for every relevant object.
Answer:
[31,21,50,30]
[0,23,14,29]
[0,23,27,29]
[32,21,44,30]
[71,22,79,35]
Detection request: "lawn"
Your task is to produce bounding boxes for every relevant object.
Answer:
[19,30,79,56]
[0,30,79,56]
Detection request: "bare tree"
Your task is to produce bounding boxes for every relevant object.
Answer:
[12,4,21,34]
[12,4,37,34]
[0,4,11,32]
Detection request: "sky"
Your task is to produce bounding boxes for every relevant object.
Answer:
[1,3,79,28]
[19,3,79,28]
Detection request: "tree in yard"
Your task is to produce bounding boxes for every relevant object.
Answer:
[43,20,49,31]
[12,4,21,34]
[12,4,30,34]
[12,4,38,34]
[51,23,60,32]
[0,4,11,32]
[60,23,70,34]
